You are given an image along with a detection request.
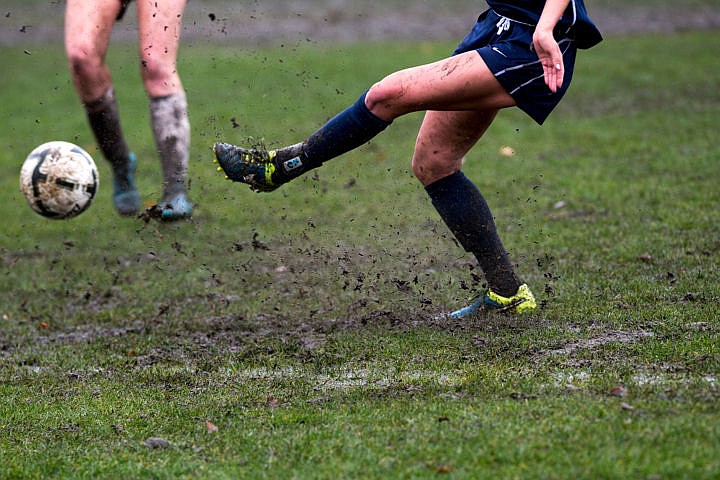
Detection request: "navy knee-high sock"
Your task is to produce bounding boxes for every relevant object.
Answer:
[425,171,521,296]
[304,91,391,163]
[271,91,391,183]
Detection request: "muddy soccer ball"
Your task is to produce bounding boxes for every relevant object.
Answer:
[20,141,99,219]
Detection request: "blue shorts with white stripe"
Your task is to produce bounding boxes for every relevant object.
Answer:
[454,8,578,125]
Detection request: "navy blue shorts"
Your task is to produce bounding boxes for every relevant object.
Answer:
[453,9,578,124]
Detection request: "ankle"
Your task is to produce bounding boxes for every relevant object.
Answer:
[269,143,316,184]
[163,182,187,201]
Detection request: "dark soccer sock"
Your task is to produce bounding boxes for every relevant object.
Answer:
[84,87,132,177]
[425,171,522,297]
[270,91,392,184]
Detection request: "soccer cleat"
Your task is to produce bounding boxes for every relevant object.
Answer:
[112,152,141,216]
[213,142,280,192]
[158,191,193,222]
[450,283,537,318]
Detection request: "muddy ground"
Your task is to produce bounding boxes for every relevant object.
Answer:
[4,0,719,357]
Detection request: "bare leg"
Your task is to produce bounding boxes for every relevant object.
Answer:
[415,109,522,297]
[136,0,186,97]
[366,51,515,121]
[412,109,497,186]
[137,0,192,219]
[286,50,515,179]
[64,0,120,102]
[65,0,140,216]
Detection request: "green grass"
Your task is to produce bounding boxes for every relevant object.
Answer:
[1,27,719,479]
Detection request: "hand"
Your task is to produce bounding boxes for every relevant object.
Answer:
[533,29,564,93]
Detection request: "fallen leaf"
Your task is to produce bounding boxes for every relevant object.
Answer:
[610,385,627,397]
[499,145,515,157]
[638,252,652,263]
[205,420,219,433]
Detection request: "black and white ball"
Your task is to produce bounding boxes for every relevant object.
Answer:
[20,141,99,219]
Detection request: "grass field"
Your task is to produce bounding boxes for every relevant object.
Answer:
[1,12,719,480]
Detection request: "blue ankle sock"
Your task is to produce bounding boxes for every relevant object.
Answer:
[425,171,521,296]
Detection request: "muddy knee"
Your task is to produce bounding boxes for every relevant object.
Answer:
[412,151,462,186]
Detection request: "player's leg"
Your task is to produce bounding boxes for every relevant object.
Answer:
[64,0,118,102]
[411,108,495,187]
[136,0,185,97]
[213,51,515,192]
[414,109,536,315]
[213,89,391,191]
[367,50,516,119]
[137,0,192,220]
[65,0,140,216]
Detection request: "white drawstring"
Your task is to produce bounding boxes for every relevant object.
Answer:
[496,16,511,35]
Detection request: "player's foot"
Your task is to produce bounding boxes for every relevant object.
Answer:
[214,142,308,192]
[158,191,192,222]
[113,152,141,216]
[450,283,536,318]
[213,142,281,192]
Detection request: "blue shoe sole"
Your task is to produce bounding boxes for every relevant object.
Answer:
[159,193,192,222]
[450,284,536,318]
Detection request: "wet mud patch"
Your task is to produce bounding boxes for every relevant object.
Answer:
[537,329,655,357]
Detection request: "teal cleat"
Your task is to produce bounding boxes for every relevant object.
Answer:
[159,191,193,222]
[451,283,537,318]
[113,152,141,216]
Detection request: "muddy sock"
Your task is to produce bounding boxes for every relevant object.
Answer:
[269,91,391,184]
[425,171,522,297]
[150,92,190,199]
[85,87,132,176]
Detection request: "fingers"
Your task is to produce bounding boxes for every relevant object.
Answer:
[533,31,564,93]
[545,60,563,93]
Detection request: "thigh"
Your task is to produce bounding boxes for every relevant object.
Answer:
[65,0,121,58]
[136,0,187,95]
[412,109,497,186]
[368,51,515,120]
[65,0,123,101]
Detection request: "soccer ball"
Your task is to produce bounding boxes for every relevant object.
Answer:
[19,141,99,219]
